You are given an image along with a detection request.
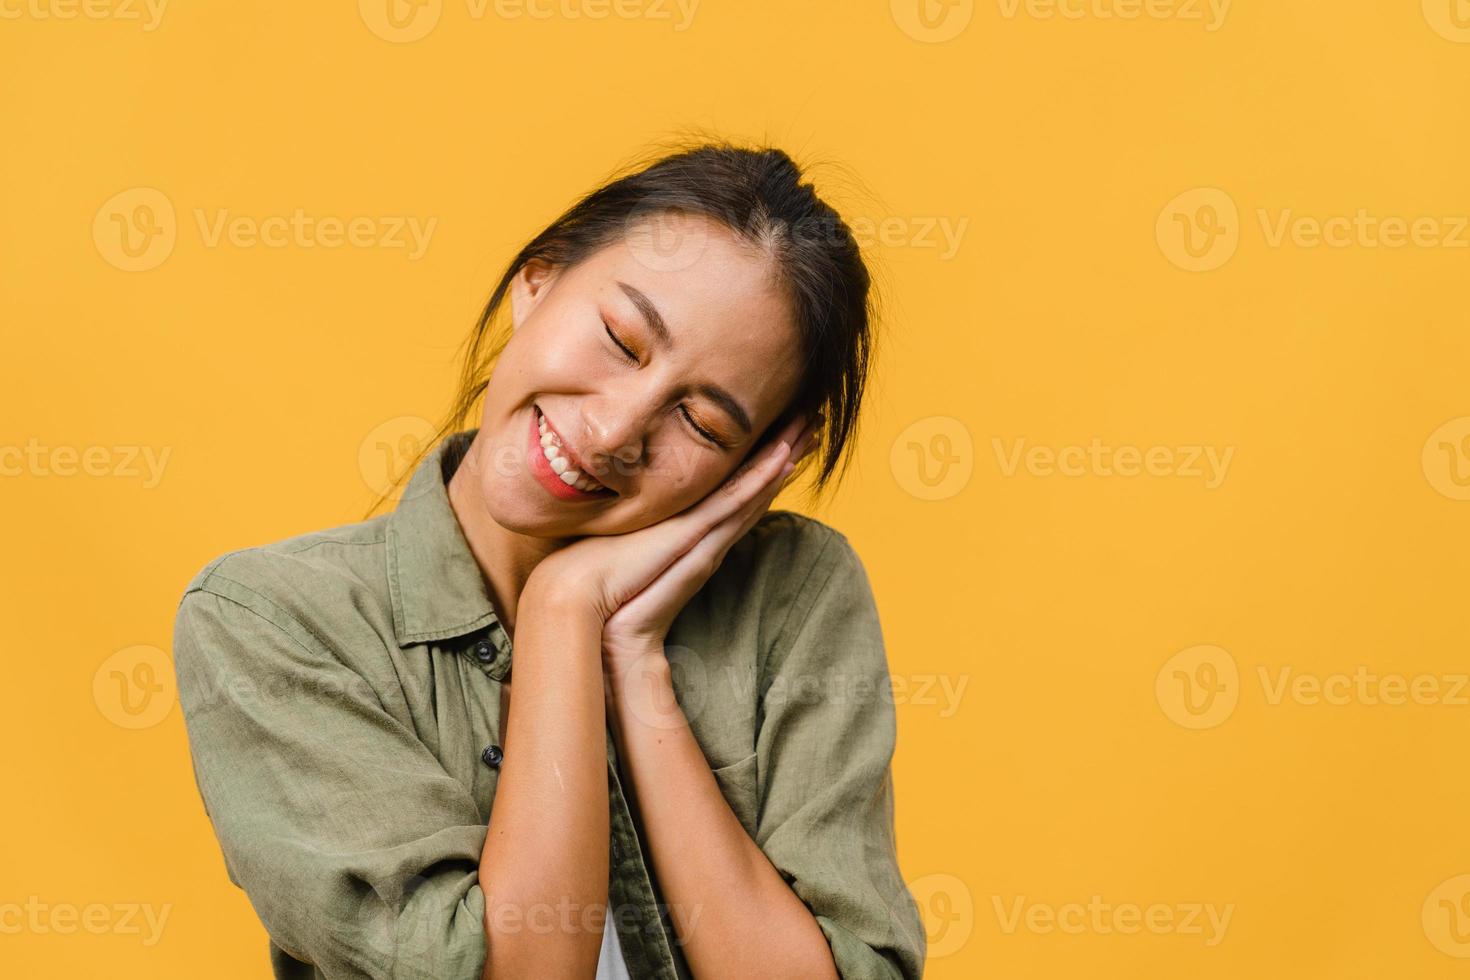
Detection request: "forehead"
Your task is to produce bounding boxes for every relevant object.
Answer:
[578,213,803,421]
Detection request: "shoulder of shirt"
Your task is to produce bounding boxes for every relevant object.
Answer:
[717,509,866,635]
[174,514,393,623]
[740,508,854,575]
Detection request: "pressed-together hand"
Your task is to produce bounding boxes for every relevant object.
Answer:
[529,412,821,668]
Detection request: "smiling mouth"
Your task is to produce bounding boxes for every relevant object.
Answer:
[533,405,616,496]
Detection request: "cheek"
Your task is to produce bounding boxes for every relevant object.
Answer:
[525,305,597,369]
[498,315,577,382]
[633,454,730,516]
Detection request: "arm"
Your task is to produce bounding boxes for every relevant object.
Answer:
[477,578,610,979]
[604,653,839,980]
[605,524,928,980]
[749,529,927,980]
[173,578,492,980]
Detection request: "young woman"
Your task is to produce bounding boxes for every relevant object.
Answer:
[173,142,926,980]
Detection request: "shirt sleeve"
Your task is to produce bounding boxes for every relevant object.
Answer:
[753,527,928,980]
[172,575,489,980]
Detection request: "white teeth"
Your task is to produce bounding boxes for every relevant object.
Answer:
[536,407,606,493]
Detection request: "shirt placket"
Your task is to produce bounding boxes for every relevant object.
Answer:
[461,621,681,980]
[606,731,682,980]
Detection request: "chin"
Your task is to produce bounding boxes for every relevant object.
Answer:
[478,468,579,535]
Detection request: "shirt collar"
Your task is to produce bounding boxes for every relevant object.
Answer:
[385,428,509,661]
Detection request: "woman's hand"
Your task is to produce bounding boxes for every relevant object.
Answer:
[527,412,821,664]
[601,413,820,664]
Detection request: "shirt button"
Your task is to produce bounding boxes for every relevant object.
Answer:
[474,639,494,663]
[481,744,503,768]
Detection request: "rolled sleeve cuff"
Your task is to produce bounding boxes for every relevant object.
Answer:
[815,913,917,980]
[389,870,487,980]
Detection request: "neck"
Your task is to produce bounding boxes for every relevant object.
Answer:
[444,430,569,640]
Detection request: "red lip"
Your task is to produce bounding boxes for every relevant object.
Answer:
[527,406,615,502]
[538,405,600,478]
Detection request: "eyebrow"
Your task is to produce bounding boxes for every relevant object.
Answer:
[615,280,754,436]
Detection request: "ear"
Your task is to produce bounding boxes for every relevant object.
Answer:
[508,258,558,331]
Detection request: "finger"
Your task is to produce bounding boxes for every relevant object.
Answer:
[616,414,811,589]
[726,417,805,487]
[672,440,795,577]
[622,426,813,619]
[757,420,818,498]
[720,411,820,498]
[607,439,791,608]
[639,487,771,613]
[714,442,789,515]
[722,447,801,552]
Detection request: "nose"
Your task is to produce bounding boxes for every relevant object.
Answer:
[580,396,646,477]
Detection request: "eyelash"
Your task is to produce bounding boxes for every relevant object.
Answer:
[603,321,727,449]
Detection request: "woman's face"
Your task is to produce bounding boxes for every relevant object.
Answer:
[464,211,804,537]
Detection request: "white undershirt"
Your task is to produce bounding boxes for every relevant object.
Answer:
[595,911,631,979]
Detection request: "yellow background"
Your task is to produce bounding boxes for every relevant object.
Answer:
[4,0,1470,976]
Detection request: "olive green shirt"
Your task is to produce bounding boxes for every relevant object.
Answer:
[172,429,926,979]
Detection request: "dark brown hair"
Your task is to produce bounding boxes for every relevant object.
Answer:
[366,135,883,519]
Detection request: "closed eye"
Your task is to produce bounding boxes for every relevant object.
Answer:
[679,406,726,448]
[605,321,638,363]
[605,320,729,449]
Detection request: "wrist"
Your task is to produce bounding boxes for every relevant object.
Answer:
[605,651,684,730]
[523,560,609,624]
[603,640,669,684]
